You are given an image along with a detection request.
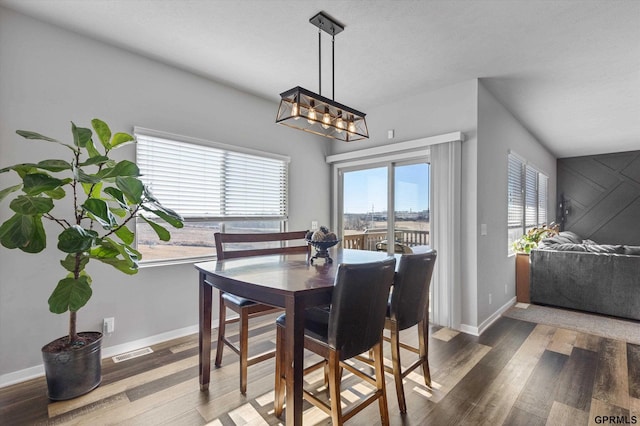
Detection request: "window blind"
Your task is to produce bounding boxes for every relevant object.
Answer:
[136,132,289,220]
[538,173,548,225]
[507,154,524,229]
[525,165,538,228]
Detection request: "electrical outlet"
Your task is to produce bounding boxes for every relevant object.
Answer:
[311,221,318,230]
[489,293,492,305]
[103,317,115,334]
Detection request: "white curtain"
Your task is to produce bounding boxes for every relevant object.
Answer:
[429,140,462,329]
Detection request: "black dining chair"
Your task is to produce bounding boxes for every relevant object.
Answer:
[360,249,437,413]
[213,230,310,394]
[273,257,397,425]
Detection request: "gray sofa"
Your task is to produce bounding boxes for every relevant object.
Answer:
[530,231,640,321]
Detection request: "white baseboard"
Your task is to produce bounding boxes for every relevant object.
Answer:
[0,316,230,389]
[459,297,516,336]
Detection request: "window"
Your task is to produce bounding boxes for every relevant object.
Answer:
[507,152,548,254]
[135,128,289,263]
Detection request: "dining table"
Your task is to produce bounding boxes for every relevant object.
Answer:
[195,247,395,426]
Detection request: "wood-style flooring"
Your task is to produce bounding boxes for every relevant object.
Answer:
[1,313,638,425]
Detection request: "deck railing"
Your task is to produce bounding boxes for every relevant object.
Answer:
[342,229,430,252]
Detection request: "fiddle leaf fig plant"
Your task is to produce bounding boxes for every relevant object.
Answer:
[0,119,184,345]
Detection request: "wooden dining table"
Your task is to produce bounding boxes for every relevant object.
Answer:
[195,248,394,426]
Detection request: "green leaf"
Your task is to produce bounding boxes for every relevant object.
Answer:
[110,132,135,149]
[23,173,66,195]
[141,205,184,228]
[116,176,144,204]
[93,257,139,274]
[110,207,127,217]
[89,241,120,259]
[57,225,98,253]
[44,187,66,200]
[82,198,117,229]
[114,225,135,245]
[81,181,102,197]
[0,184,22,203]
[9,195,54,215]
[16,130,78,152]
[141,215,171,241]
[79,155,110,167]
[103,237,140,267]
[75,168,101,184]
[85,138,102,158]
[90,238,140,273]
[104,187,127,209]
[71,122,92,148]
[0,213,46,253]
[36,160,72,172]
[91,119,111,149]
[97,160,140,179]
[48,276,92,314]
[60,253,90,273]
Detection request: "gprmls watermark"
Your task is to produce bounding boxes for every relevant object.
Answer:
[594,416,638,424]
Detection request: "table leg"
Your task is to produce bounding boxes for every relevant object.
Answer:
[284,295,305,426]
[199,272,212,391]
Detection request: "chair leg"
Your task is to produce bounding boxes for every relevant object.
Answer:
[373,341,390,426]
[389,322,407,413]
[274,325,285,417]
[239,307,249,395]
[418,318,431,387]
[214,292,226,367]
[328,350,344,426]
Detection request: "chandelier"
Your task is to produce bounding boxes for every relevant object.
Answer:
[276,12,368,142]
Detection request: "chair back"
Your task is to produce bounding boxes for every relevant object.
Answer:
[389,250,437,330]
[215,230,310,259]
[328,257,396,360]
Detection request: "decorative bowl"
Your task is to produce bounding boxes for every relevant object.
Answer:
[306,239,340,264]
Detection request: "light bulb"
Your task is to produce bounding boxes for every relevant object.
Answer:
[336,114,344,133]
[307,107,317,124]
[292,102,300,120]
[348,120,356,134]
[322,108,331,129]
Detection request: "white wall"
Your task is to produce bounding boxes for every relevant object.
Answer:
[476,81,556,328]
[0,8,330,381]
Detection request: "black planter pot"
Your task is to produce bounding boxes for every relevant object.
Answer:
[41,331,103,400]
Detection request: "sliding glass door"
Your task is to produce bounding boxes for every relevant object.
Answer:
[339,160,430,254]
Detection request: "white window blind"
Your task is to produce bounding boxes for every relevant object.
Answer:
[525,165,538,228]
[136,133,289,220]
[538,173,548,225]
[507,154,524,230]
[507,152,548,255]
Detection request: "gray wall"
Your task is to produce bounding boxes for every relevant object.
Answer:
[558,150,640,245]
[477,82,556,325]
[0,8,329,380]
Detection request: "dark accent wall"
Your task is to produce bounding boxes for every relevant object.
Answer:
[557,150,640,245]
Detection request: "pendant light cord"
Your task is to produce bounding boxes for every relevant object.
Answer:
[332,34,335,100]
[318,28,322,96]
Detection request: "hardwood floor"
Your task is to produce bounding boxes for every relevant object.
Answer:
[1,314,638,425]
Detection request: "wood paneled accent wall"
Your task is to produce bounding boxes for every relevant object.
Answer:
[557,150,640,245]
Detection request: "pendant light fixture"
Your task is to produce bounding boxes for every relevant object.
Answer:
[276,12,368,142]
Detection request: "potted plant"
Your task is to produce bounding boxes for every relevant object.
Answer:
[0,119,183,400]
[512,223,558,303]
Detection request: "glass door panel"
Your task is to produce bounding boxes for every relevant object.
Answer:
[342,167,388,251]
[394,162,430,251]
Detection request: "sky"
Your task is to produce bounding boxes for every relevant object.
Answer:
[343,163,429,214]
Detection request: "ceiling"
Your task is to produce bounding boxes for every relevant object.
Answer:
[2,0,639,158]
